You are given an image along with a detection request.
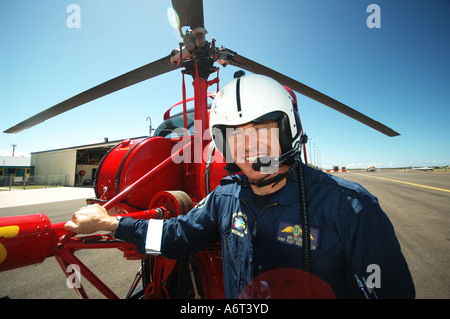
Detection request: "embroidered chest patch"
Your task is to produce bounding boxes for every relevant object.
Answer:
[231,212,248,237]
[276,221,320,250]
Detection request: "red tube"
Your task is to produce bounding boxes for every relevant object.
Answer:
[0,208,164,272]
[0,214,52,272]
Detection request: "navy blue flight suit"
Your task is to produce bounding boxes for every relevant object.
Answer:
[116,164,415,299]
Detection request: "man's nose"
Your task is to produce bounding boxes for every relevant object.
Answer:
[244,131,261,152]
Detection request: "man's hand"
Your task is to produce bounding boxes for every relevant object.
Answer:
[64,204,118,234]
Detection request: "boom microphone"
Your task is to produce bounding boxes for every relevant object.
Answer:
[252,156,279,174]
[251,148,299,174]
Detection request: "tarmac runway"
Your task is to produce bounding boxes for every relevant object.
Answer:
[0,187,95,209]
[0,170,449,299]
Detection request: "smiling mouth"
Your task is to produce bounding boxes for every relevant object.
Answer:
[245,155,261,163]
[242,155,275,166]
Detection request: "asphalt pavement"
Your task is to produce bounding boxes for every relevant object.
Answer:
[0,187,95,209]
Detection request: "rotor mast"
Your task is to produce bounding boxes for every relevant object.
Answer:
[172,21,218,200]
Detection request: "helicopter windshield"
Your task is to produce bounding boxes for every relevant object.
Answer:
[154,108,196,138]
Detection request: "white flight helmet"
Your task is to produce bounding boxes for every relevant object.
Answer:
[210,73,303,169]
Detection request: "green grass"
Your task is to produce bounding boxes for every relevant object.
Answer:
[0,185,64,190]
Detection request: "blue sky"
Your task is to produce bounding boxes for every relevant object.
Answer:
[1,0,449,169]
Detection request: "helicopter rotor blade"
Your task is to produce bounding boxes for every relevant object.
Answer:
[222,48,400,137]
[4,53,181,134]
[171,0,204,29]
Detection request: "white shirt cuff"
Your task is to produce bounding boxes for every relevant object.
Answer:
[145,219,164,255]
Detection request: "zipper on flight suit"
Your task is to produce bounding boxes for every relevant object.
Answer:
[240,198,279,293]
[221,198,259,278]
[240,198,258,237]
[222,198,279,286]
[240,198,279,238]
[222,233,238,275]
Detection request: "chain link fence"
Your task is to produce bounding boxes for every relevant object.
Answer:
[0,175,67,191]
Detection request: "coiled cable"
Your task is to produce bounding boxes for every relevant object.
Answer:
[297,162,312,273]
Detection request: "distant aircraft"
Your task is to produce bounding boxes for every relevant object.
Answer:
[412,167,434,171]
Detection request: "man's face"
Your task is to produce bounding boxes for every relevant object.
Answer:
[226,121,281,183]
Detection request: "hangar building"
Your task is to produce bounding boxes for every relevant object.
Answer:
[30,137,145,187]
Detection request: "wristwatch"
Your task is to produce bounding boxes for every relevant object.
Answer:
[111,216,122,237]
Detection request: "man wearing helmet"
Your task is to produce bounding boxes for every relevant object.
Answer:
[65,74,415,299]
[209,74,303,191]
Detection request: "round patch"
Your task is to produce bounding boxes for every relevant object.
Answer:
[233,216,246,231]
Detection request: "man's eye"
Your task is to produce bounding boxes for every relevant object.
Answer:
[230,130,244,137]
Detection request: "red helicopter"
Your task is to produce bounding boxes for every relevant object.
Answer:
[0,0,399,299]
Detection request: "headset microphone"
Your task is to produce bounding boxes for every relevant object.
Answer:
[252,156,279,174]
[251,147,299,174]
